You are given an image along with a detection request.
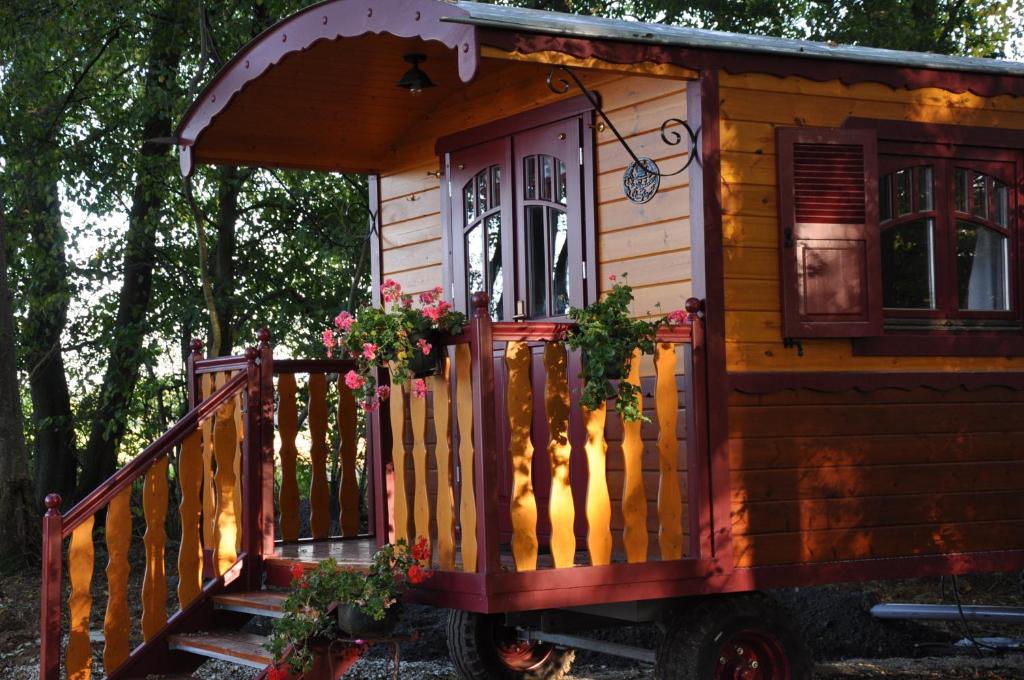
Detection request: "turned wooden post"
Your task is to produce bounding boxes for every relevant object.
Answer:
[187,338,203,409]
[257,329,276,556]
[683,297,713,559]
[469,293,502,574]
[39,493,63,680]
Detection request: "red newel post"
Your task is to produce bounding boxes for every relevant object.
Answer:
[257,329,276,556]
[469,292,502,574]
[242,343,262,589]
[683,297,713,560]
[40,493,63,680]
[187,338,204,410]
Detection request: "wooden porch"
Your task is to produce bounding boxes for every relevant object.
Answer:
[38,293,710,678]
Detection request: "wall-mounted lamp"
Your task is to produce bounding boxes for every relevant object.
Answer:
[396,53,435,95]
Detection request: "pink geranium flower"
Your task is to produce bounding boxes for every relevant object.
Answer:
[419,291,434,304]
[344,370,366,390]
[413,378,427,399]
[376,385,391,400]
[335,310,354,331]
[363,342,377,361]
[382,279,402,304]
[608,274,617,282]
[665,309,688,326]
[322,329,335,358]
[422,305,441,322]
[359,399,379,412]
[416,338,432,355]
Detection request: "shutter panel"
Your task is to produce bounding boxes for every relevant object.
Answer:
[776,127,882,338]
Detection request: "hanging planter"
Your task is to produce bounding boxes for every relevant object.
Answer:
[407,330,444,378]
[337,602,401,637]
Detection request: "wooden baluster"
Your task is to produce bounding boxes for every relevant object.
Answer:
[278,373,300,541]
[40,494,63,680]
[432,359,455,570]
[308,373,330,539]
[201,373,216,548]
[66,516,94,680]
[454,344,477,572]
[584,401,612,566]
[389,369,409,543]
[103,486,132,671]
[337,376,360,537]
[177,426,204,607]
[142,455,169,640]
[233,375,244,552]
[621,348,648,563]
[545,342,575,568]
[213,376,238,575]
[506,340,538,571]
[410,378,431,554]
[656,342,684,561]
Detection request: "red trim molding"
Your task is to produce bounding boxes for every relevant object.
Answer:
[479,30,1024,99]
[728,371,1024,394]
[176,0,479,176]
[846,117,1024,149]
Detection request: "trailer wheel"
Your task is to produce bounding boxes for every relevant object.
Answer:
[655,593,811,680]
[447,610,575,680]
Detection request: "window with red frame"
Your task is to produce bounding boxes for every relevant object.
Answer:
[879,156,1016,322]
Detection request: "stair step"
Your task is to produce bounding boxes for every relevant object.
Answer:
[168,630,273,669]
[213,590,288,618]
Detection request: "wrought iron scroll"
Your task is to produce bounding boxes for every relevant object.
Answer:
[546,65,699,204]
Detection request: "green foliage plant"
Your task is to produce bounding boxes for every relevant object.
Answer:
[268,537,431,675]
[324,279,465,412]
[566,275,689,423]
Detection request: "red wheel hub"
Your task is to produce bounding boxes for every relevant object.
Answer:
[492,626,555,672]
[714,630,790,680]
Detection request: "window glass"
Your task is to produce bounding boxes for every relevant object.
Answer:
[490,166,501,207]
[477,171,488,214]
[540,155,553,201]
[550,207,569,316]
[466,224,484,301]
[994,180,1009,227]
[881,219,935,309]
[955,168,968,213]
[957,222,1009,311]
[971,174,988,219]
[524,156,537,200]
[526,205,547,318]
[486,214,503,320]
[895,168,912,215]
[463,181,475,223]
[557,159,568,205]
[918,166,933,212]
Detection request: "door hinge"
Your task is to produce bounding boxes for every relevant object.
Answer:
[579,147,584,165]
[582,261,587,279]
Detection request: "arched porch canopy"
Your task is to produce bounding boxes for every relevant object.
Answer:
[175,0,480,177]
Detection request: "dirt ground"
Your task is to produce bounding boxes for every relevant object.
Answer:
[4,565,1024,679]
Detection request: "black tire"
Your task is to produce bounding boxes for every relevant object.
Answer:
[446,609,575,680]
[655,593,811,680]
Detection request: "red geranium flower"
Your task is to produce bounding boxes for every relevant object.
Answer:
[290,563,304,581]
[407,564,427,584]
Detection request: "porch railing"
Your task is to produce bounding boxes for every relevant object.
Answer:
[380,292,707,580]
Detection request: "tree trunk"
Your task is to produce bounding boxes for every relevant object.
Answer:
[0,207,38,564]
[213,166,243,357]
[76,1,188,497]
[20,176,78,507]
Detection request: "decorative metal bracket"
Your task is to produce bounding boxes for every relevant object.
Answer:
[546,65,699,204]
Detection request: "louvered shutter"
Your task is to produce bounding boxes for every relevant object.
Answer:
[776,127,882,338]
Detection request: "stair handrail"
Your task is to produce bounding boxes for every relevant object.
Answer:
[59,369,248,537]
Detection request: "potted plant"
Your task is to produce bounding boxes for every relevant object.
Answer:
[565,275,689,423]
[324,279,466,412]
[268,537,431,676]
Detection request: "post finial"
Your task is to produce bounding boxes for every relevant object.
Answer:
[257,328,271,347]
[190,338,203,355]
[684,297,703,316]
[245,346,259,362]
[470,292,490,319]
[44,493,62,514]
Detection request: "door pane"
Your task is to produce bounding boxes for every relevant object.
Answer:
[957,221,1009,311]
[491,166,501,207]
[526,205,547,317]
[881,219,935,309]
[524,156,537,200]
[540,155,553,201]
[463,181,475,222]
[477,171,488,213]
[557,159,568,205]
[550,207,570,316]
[955,168,968,213]
[466,224,485,301]
[895,169,912,215]
[879,175,892,222]
[995,180,1009,227]
[971,174,988,219]
[486,214,503,320]
[918,166,933,211]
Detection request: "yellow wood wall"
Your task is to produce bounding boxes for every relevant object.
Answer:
[377,58,693,319]
[719,72,1024,372]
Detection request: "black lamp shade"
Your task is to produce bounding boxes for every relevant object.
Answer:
[397,53,435,93]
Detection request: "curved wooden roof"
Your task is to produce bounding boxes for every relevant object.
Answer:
[175,0,478,176]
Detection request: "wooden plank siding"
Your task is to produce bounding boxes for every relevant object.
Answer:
[718,72,1024,372]
[729,386,1024,567]
[378,59,693,327]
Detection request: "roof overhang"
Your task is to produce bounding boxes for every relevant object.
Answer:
[175,0,479,177]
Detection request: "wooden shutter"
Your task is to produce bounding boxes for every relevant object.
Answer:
[776,127,882,338]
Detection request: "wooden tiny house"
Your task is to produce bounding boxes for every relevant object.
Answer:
[40,1,1024,678]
